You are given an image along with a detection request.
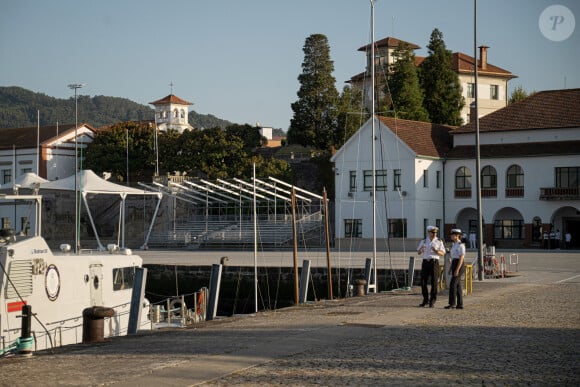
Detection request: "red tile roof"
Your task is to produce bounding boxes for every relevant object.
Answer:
[451,52,515,78]
[358,36,420,52]
[446,141,580,159]
[378,116,455,158]
[454,88,580,133]
[0,123,90,149]
[149,94,192,105]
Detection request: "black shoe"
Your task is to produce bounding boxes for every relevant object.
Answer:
[444,305,455,309]
[429,302,435,308]
[456,306,464,309]
[419,302,428,307]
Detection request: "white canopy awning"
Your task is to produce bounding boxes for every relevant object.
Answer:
[40,169,162,250]
[0,172,48,191]
[40,169,161,197]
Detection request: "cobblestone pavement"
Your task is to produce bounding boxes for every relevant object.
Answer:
[208,282,580,386]
[1,259,579,386]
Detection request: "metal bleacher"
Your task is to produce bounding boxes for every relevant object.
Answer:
[142,176,326,249]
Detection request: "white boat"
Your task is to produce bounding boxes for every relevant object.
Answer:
[0,194,150,355]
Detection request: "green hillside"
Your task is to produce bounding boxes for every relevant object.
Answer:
[0,86,233,129]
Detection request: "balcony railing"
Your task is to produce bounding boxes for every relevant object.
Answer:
[481,189,497,198]
[505,188,524,198]
[454,189,471,198]
[540,187,580,200]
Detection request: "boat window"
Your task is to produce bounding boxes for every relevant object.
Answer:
[113,267,135,291]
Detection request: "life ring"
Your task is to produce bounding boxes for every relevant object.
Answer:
[169,298,185,317]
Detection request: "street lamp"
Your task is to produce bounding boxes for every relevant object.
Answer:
[68,83,84,253]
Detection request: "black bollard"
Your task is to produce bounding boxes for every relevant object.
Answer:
[20,304,32,338]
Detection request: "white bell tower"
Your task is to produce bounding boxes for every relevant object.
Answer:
[150,91,194,133]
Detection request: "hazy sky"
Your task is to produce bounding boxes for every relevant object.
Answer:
[1,0,578,130]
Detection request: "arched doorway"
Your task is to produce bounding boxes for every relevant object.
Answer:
[552,206,580,249]
[531,216,542,247]
[493,207,524,248]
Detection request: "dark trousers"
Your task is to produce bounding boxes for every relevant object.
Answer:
[421,259,439,303]
[448,259,465,307]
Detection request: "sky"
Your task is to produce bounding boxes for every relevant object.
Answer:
[1,0,578,130]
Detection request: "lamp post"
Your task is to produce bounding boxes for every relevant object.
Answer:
[68,83,84,253]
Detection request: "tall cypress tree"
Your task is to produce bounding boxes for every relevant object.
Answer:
[287,34,339,150]
[419,29,464,126]
[387,42,430,122]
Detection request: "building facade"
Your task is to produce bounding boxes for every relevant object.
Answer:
[330,116,453,250]
[331,89,580,249]
[348,37,516,124]
[445,88,580,249]
[0,123,95,232]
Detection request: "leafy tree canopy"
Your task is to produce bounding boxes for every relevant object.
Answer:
[85,124,293,183]
[509,85,533,104]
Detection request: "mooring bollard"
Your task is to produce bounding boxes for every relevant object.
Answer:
[82,306,115,343]
[355,279,367,296]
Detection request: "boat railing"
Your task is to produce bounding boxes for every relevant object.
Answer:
[148,288,208,328]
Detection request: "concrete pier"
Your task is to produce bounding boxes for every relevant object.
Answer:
[1,250,578,386]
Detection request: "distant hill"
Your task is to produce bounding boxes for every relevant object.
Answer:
[0,86,233,129]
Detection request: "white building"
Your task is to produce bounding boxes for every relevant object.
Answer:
[445,88,580,249]
[331,116,454,250]
[331,89,580,249]
[348,37,516,124]
[149,94,194,133]
[0,123,95,184]
[0,123,95,231]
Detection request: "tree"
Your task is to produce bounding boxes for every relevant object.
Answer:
[509,85,531,104]
[387,43,430,122]
[335,85,367,148]
[287,34,339,150]
[419,29,464,126]
[226,123,266,150]
[84,121,155,182]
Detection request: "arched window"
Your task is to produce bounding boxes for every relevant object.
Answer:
[455,167,471,189]
[481,166,497,188]
[506,164,524,197]
[506,165,524,188]
[454,166,472,198]
[173,109,179,118]
[180,109,185,118]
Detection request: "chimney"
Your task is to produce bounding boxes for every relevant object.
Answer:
[469,101,477,123]
[479,45,489,70]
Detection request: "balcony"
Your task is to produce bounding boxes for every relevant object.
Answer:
[539,187,580,200]
[505,188,524,198]
[481,189,497,198]
[454,189,471,198]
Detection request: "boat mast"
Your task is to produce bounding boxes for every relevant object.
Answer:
[370,0,378,293]
[474,0,484,280]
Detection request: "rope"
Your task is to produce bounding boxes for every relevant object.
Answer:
[0,336,35,357]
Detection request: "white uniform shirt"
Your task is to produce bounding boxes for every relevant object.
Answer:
[417,237,445,260]
[450,241,466,260]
